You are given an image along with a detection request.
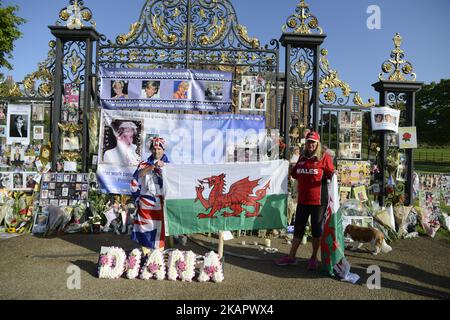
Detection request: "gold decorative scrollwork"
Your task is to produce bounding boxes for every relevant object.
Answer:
[152,15,177,45]
[319,70,351,97]
[236,25,260,49]
[23,68,54,97]
[282,0,323,35]
[56,0,96,28]
[58,123,82,133]
[318,48,375,107]
[379,33,416,81]
[353,93,376,107]
[59,9,70,21]
[324,90,336,103]
[320,48,330,72]
[66,49,82,75]
[116,22,141,45]
[0,79,21,97]
[199,17,226,45]
[60,151,82,162]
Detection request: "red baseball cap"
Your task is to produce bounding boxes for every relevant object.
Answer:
[305,131,320,142]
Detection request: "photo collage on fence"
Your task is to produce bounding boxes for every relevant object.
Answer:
[336,160,371,204]
[0,101,50,191]
[338,111,362,160]
[225,129,280,163]
[239,75,267,112]
[39,173,89,208]
[416,174,450,238]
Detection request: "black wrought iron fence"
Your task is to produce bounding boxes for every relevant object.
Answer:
[414,151,450,163]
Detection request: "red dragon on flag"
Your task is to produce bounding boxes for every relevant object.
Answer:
[194,174,270,219]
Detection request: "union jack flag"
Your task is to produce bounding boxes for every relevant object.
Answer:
[130,154,169,250]
[131,195,165,249]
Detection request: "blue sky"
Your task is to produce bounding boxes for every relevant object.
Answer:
[2,0,450,101]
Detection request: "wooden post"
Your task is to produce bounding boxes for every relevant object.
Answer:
[218,231,224,259]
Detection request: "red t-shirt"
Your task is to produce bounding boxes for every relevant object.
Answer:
[291,152,334,206]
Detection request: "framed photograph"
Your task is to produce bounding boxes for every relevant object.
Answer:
[339,186,352,203]
[398,127,418,149]
[351,112,362,127]
[9,145,26,166]
[343,216,374,231]
[371,106,400,133]
[110,80,129,99]
[100,118,143,166]
[6,104,31,145]
[0,103,6,120]
[32,104,45,122]
[0,173,12,189]
[397,165,407,182]
[172,80,190,100]
[339,111,351,127]
[254,93,266,111]
[62,135,80,151]
[239,92,252,110]
[387,133,399,147]
[92,155,98,166]
[0,125,6,137]
[141,80,160,99]
[12,172,24,190]
[204,82,224,101]
[41,189,49,199]
[33,125,44,140]
[353,185,368,202]
[241,76,256,92]
[24,172,37,190]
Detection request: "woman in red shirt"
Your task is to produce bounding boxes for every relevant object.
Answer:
[275,131,334,270]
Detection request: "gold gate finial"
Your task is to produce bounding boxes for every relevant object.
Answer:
[57,0,96,29]
[282,0,323,34]
[379,33,416,81]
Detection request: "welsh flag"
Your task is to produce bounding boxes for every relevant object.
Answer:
[163,160,289,235]
[321,174,346,276]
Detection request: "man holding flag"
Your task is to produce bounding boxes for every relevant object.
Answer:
[130,137,169,253]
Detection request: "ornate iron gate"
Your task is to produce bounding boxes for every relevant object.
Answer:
[95,0,280,126]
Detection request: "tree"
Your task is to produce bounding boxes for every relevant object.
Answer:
[415,79,450,145]
[0,0,26,72]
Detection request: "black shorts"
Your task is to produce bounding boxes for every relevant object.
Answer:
[293,204,327,239]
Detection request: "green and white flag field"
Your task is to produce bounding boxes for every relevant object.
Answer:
[163,160,289,235]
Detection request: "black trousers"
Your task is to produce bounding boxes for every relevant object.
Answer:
[293,204,327,239]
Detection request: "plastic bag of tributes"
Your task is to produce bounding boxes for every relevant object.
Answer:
[339,199,372,217]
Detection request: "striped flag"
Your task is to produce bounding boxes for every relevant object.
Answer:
[320,174,346,276]
[130,154,169,249]
[131,195,165,249]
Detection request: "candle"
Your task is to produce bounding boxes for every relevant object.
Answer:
[265,238,271,247]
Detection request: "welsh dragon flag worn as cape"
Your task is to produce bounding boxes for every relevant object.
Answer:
[321,174,346,277]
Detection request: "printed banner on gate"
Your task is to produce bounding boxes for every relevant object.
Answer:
[99,67,233,112]
[163,160,289,235]
[97,109,266,194]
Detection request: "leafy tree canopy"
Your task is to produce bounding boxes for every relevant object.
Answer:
[416,79,450,145]
[0,0,26,73]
